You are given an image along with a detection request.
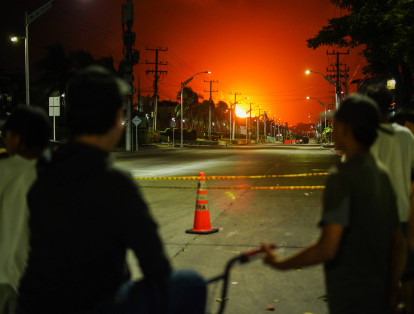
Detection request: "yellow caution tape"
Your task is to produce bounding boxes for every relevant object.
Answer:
[133,172,329,181]
[140,185,326,190]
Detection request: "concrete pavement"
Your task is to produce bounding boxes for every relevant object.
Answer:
[115,146,338,313]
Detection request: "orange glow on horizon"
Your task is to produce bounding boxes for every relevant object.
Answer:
[235,107,248,118]
[5,0,364,125]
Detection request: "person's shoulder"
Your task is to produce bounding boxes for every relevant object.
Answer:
[103,165,137,189]
[0,156,37,191]
[374,157,391,176]
[328,164,339,176]
[0,155,36,172]
[326,164,348,187]
[392,123,414,140]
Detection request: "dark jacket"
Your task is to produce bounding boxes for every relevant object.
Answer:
[18,142,171,313]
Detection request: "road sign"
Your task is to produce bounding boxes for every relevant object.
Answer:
[132,116,141,126]
[48,97,60,116]
[171,120,176,128]
[49,96,60,141]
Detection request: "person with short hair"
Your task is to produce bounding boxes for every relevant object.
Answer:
[0,106,51,314]
[367,85,414,313]
[261,94,405,314]
[16,66,206,314]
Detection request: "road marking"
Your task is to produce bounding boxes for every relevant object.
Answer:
[140,185,326,190]
[133,172,329,181]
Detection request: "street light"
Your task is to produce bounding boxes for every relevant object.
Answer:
[10,35,29,105]
[305,69,339,110]
[245,109,252,143]
[180,71,210,148]
[306,96,327,143]
[10,0,54,106]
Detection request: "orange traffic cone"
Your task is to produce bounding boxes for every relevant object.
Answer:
[186,172,219,234]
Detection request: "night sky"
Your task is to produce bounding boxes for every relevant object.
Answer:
[0,0,366,125]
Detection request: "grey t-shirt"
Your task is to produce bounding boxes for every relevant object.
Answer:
[320,153,399,314]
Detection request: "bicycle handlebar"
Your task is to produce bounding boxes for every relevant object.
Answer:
[242,243,276,258]
[208,244,276,314]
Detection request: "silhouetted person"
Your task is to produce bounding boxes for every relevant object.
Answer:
[261,94,405,314]
[393,109,414,134]
[16,66,206,314]
[0,106,51,314]
[368,85,414,313]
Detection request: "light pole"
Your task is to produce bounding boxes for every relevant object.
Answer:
[305,69,339,110]
[229,97,248,141]
[278,119,280,141]
[248,102,255,141]
[256,107,262,142]
[10,36,28,105]
[180,71,210,148]
[245,109,252,143]
[306,96,327,143]
[11,0,54,106]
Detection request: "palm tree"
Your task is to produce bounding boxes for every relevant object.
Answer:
[175,86,200,129]
[193,100,210,131]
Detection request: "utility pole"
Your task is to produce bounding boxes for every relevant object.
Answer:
[137,75,141,112]
[327,62,349,97]
[327,50,349,108]
[257,108,261,142]
[230,92,241,141]
[204,80,218,140]
[248,102,255,140]
[136,75,153,116]
[146,47,168,130]
[263,111,267,142]
[122,0,140,151]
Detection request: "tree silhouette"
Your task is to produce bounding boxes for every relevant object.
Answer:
[33,43,119,116]
[307,0,414,105]
[214,100,229,132]
[175,86,201,129]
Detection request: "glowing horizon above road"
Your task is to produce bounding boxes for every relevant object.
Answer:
[3,0,365,125]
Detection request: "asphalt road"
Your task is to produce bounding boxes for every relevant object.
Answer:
[113,143,340,314]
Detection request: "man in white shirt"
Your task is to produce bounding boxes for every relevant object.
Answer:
[368,85,414,313]
[0,106,51,314]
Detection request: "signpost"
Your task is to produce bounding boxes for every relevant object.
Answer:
[48,96,60,140]
[132,115,141,151]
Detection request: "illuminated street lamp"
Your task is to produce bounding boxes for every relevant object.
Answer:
[10,35,29,105]
[10,0,53,106]
[180,71,210,148]
[305,69,339,110]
